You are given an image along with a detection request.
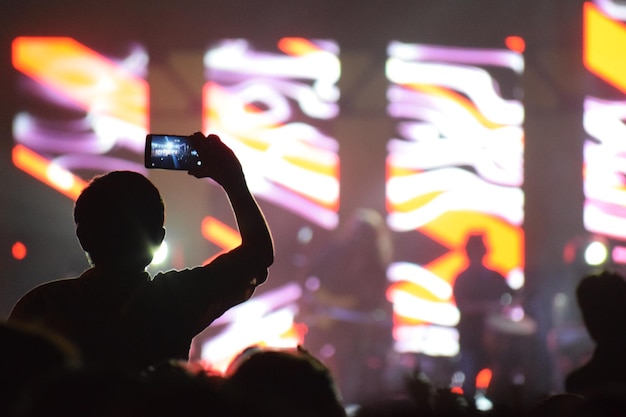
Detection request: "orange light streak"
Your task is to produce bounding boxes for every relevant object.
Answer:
[584,2,626,93]
[12,36,149,128]
[283,153,338,177]
[200,216,241,265]
[202,216,241,249]
[12,145,87,200]
[387,163,420,178]
[277,37,321,56]
[408,83,504,130]
[389,190,444,213]
[203,81,340,212]
[387,281,448,303]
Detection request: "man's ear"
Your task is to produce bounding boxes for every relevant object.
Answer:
[76,224,93,252]
[152,227,166,246]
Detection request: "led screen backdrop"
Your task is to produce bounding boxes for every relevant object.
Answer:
[4,0,595,400]
[10,34,528,368]
[12,37,150,199]
[198,38,342,371]
[583,1,626,266]
[385,41,525,356]
[203,38,341,229]
[10,36,343,373]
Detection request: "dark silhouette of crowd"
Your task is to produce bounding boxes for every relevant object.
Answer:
[4,132,626,416]
[563,271,626,395]
[7,314,626,417]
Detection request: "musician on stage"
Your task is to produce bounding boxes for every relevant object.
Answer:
[453,233,513,401]
[301,209,394,404]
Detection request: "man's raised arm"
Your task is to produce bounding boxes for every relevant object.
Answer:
[188,132,274,282]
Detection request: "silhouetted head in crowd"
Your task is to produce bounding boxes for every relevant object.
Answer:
[0,321,80,416]
[578,384,626,417]
[140,360,229,417]
[73,171,165,272]
[15,365,147,417]
[576,270,626,345]
[223,345,346,417]
[565,271,626,395]
[527,394,585,417]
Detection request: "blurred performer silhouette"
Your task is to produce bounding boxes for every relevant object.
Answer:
[301,209,393,403]
[453,233,512,401]
[9,133,274,372]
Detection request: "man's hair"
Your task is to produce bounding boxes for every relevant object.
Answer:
[576,270,626,344]
[224,346,346,417]
[465,233,487,263]
[74,171,165,268]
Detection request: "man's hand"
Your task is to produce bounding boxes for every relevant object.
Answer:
[187,132,244,187]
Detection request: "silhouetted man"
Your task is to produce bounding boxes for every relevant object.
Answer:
[565,270,626,395]
[453,233,511,400]
[9,133,274,372]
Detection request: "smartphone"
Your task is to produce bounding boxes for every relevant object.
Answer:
[145,134,202,170]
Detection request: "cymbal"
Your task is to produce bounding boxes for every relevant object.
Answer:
[485,311,537,336]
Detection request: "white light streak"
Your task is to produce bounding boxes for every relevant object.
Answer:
[387,169,524,231]
[388,41,524,73]
[389,289,460,327]
[198,283,303,372]
[594,0,626,21]
[386,58,524,126]
[394,324,459,357]
[47,163,75,190]
[387,262,453,300]
[205,39,340,86]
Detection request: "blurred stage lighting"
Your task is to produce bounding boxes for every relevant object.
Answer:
[584,240,608,266]
[151,241,169,266]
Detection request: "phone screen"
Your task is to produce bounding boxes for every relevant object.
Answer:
[145,134,202,170]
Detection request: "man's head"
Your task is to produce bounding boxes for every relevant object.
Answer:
[465,233,488,264]
[224,345,346,417]
[74,171,165,271]
[576,270,626,344]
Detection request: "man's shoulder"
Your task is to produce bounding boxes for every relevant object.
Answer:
[152,267,196,281]
[9,275,83,322]
[16,275,84,303]
[565,359,614,395]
